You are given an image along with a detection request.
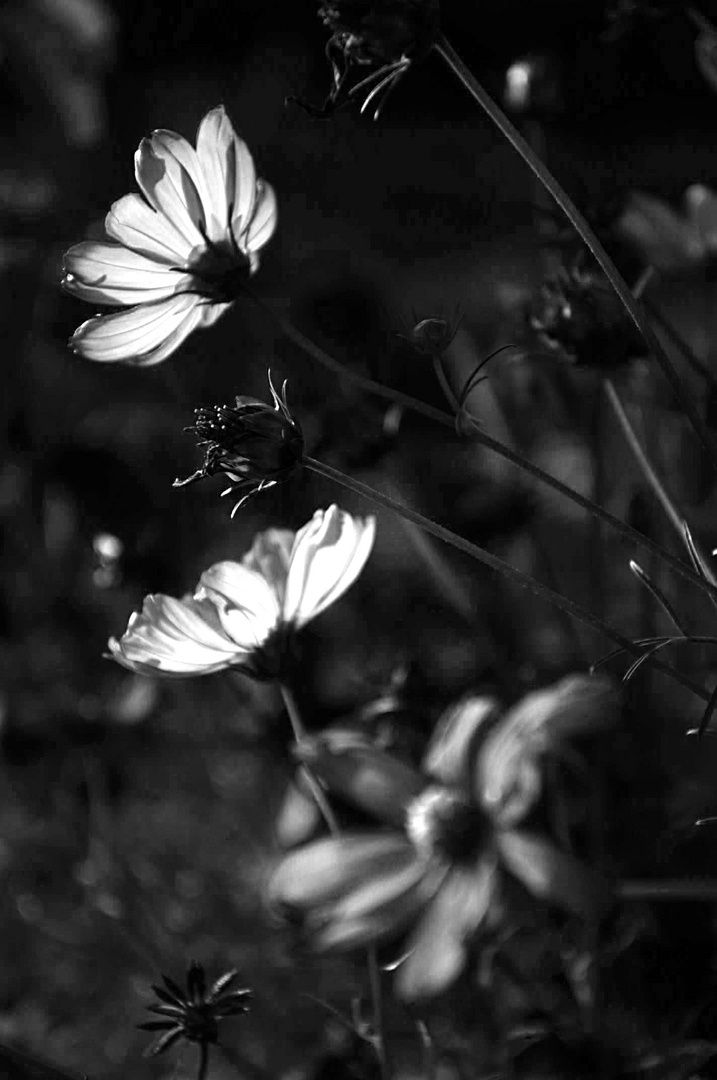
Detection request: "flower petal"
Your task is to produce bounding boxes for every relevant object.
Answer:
[240,179,277,254]
[476,675,618,826]
[316,852,443,952]
[63,241,192,306]
[108,594,243,676]
[270,834,411,910]
[69,293,202,365]
[283,505,376,629]
[197,561,281,649]
[105,192,194,264]
[134,132,206,251]
[196,105,256,242]
[496,830,610,919]
[423,694,498,791]
[396,859,495,1000]
[300,736,425,828]
[242,528,294,609]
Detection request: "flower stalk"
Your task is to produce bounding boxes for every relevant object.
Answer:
[432,33,717,476]
[303,455,711,702]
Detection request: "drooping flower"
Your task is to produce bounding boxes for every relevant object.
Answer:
[62,105,277,366]
[271,675,617,999]
[530,261,649,371]
[291,0,440,120]
[173,372,303,514]
[138,961,251,1057]
[108,505,376,679]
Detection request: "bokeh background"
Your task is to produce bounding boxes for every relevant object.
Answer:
[5,0,717,1077]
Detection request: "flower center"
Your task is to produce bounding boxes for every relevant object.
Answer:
[406,786,488,864]
[190,240,252,303]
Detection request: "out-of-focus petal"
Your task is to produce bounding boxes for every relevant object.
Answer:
[105,192,194,265]
[275,770,323,848]
[241,180,277,253]
[270,834,410,909]
[615,191,704,273]
[242,528,294,608]
[63,241,191,306]
[283,505,376,628]
[299,736,425,828]
[685,183,717,255]
[423,694,498,791]
[108,594,243,676]
[396,858,495,1000]
[69,293,201,364]
[476,675,617,826]
[315,853,444,952]
[496,830,610,919]
[196,105,256,241]
[134,134,206,251]
[197,561,280,649]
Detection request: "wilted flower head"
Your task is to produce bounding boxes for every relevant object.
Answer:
[138,961,251,1057]
[293,0,439,120]
[271,675,616,1000]
[62,105,277,366]
[530,262,649,370]
[108,505,376,680]
[174,373,303,514]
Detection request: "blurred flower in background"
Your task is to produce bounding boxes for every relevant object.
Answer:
[0,0,117,147]
[63,105,277,365]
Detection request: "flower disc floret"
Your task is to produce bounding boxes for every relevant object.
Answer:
[62,105,277,366]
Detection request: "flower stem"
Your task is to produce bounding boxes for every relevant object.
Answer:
[197,1041,209,1080]
[618,879,717,901]
[303,455,710,702]
[433,33,717,476]
[278,683,391,1078]
[603,378,683,536]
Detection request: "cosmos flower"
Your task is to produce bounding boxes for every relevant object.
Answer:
[108,505,376,679]
[292,0,440,120]
[173,372,303,515]
[62,105,277,366]
[138,962,251,1057]
[271,675,616,1000]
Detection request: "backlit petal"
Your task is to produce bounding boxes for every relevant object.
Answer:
[63,241,191,306]
[239,179,277,254]
[134,134,206,251]
[496,830,610,918]
[283,505,376,628]
[105,192,194,264]
[196,561,281,649]
[108,593,243,676]
[270,834,411,910]
[242,528,294,608]
[196,105,256,241]
[69,293,201,364]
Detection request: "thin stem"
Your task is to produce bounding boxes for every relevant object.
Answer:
[304,456,711,703]
[250,285,717,604]
[279,683,390,1077]
[414,1018,439,1080]
[197,1041,209,1080]
[604,378,689,536]
[433,33,717,475]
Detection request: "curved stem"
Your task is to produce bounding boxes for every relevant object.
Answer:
[303,456,710,702]
[249,289,717,604]
[433,33,717,475]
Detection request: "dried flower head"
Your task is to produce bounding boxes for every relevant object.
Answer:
[530,262,649,371]
[108,505,376,680]
[62,105,276,365]
[292,0,440,120]
[138,962,251,1057]
[174,372,303,514]
[272,675,616,1000]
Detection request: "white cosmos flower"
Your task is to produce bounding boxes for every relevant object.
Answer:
[108,505,376,678]
[62,104,277,366]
